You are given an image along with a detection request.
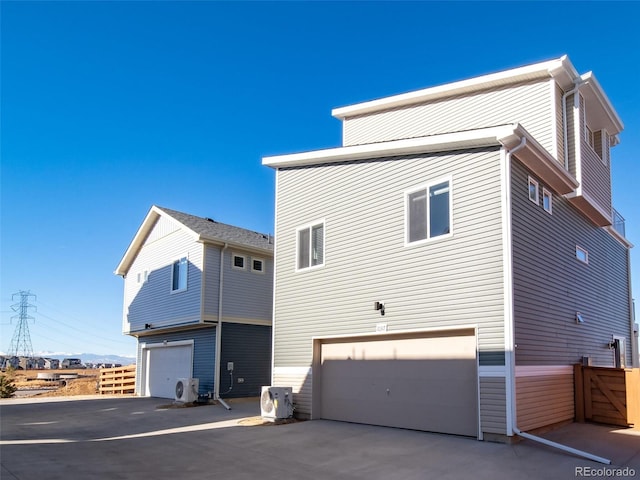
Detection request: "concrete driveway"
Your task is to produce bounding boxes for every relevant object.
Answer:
[1,396,638,480]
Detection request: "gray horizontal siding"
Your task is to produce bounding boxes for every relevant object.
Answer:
[555,83,564,164]
[511,160,631,367]
[220,249,273,322]
[125,222,203,332]
[480,377,507,435]
[136,327,216,396]
[219,323,272,398]
[203,244,221,320]
[579,95,612,216]
[273,148,507,420]
[343,80,555,157]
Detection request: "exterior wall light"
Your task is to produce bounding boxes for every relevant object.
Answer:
[374,301,385,316]
[575,312,584,324]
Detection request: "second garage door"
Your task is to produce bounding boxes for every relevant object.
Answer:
[319,330,478,437]
[144,343,193,399]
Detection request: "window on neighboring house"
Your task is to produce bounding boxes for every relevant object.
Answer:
[171,257,188,291]
[406,178,451,244]
[542,188,553,214]
[232,254,245,270]
[251,258,264,273]
[575,246,588,264]
[528,177,539,205]
[137,270,148,284]
[297,221,324,270]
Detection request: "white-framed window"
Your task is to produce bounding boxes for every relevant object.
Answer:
[542,188,553,214]
[296,220,324,271]
[405,177,452,245]
[232,253,245,270]
[171,256,188,292]
[136,270,149,284]
[575,246,589,264]
[251,258,264,273]
[528,176,539,205]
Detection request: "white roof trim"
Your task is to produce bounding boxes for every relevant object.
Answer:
[332,56,577,119]
[263,125,519,168]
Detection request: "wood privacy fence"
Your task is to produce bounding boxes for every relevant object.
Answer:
[574,365,640,427]
[99,365,136,395]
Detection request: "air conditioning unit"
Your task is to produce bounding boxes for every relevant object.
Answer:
[175,378,199,403]
[260,386,293,420]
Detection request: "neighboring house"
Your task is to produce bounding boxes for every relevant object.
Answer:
[262,56,636,441]
[115,206,273,400]
[44,358,60,370]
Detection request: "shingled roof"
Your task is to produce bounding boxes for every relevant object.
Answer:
[156,206,274,252]
[115,205,273,276]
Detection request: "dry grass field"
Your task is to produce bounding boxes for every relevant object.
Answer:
[12,369,100,397]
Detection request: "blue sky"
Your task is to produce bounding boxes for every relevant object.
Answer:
[1,1,639,357]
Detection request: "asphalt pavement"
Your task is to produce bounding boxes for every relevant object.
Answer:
[1,395,638,480]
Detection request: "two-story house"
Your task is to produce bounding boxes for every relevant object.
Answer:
[262,56,636,441]
[115,206,273,401]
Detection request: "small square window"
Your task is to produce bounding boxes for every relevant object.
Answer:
[232,254,245,270]
[528,177,539,205]
[251,258,264,273]
[542,188,552,214]
[576,246,588,264]
[406,178,451,245]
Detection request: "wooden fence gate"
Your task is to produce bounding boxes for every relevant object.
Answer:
[99,365,136,395]
[574,365,639,427]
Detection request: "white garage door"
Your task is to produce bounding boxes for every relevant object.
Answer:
[145,343,193,399]
[320,330,478,437]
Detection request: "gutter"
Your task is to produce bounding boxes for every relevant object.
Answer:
[214,243,231,410]
[504,139,610,465]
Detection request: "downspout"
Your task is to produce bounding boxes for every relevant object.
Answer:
[504,137,611,465]
[561,78,588,170]
[214,243,231,410]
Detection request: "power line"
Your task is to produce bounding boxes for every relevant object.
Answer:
[7,290,36,357]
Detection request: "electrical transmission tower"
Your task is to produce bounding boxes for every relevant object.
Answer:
[8,290,36,359]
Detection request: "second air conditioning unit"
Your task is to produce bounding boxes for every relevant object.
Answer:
[175,378,199,403]
[260,386,293,420]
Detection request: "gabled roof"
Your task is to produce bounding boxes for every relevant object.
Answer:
[115,205,273,276]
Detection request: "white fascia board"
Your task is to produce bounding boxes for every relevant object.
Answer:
[263,125,520,169]
[332,56,574,119]
[579,72,624,134]
[114,206,162,276]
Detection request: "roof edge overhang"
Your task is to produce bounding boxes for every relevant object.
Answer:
[114,205,200,277]
[196,235,274,256]
[263,124,578,196]
[579,72,624,135]
[263,125,517,168]
[332,56,578,119]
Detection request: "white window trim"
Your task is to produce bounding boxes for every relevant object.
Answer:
[528,176,539,205]
[251,257,265,274]
[170,255,189,293]
[575,245,589,265]
[542,188,553,214]
[232,253,246,270]
[295,219,325,272]
[404,176,453,247]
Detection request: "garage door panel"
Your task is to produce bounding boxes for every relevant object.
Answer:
[146,344,193,399]
[320,333,478,437]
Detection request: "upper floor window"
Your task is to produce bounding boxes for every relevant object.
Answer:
[575,246,589,264]
[252,258,264,273]
[528,177,539,205]
[585,125,606,164]
[137,269,149,285]
[297,221,324,270]
[171,257,188,292]
[406,178,451,244]
[542,188,553,214]
[232,254,245,270]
